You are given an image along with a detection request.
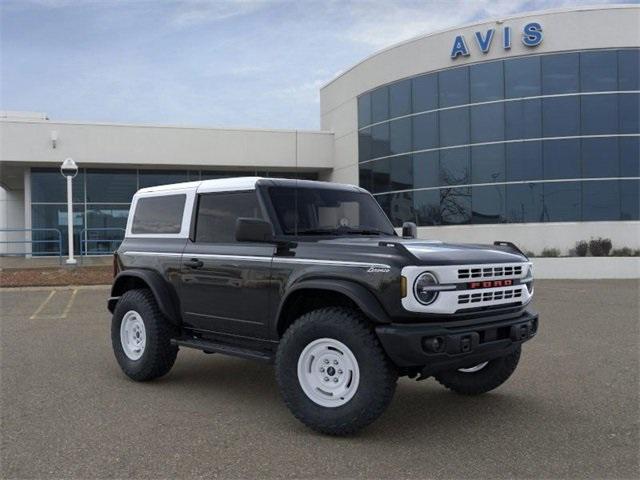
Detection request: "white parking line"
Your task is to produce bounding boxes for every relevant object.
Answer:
[29,288,79,320]
[29,290,56,320]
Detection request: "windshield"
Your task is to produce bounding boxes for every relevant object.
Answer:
[268,186,396,236]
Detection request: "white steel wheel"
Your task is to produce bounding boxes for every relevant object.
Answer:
[120,310,146,361]
[297,338,360,408]
[458,362,489,373]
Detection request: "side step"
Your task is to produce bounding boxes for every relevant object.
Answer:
[171,337,274,363]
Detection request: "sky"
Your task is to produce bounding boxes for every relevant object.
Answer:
[0,0,633,130]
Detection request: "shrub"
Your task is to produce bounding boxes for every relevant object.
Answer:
[634,249,640,257]
[589,237,612,257]
[611,247,633,256]
[541,247,560,257]
[525,250,536,258]
[574,241,588,257]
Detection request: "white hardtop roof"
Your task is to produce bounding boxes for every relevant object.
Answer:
[135,176,367,197]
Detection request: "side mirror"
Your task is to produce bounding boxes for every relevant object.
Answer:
[235,217,274,243]
[402,222,417,239]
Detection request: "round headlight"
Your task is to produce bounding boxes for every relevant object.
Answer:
[414,272,439,305]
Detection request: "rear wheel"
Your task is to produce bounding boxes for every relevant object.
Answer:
[434,347,521,395]
[276,307,397,436]
[111,289,178,381]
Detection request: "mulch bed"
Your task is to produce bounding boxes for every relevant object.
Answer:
[0,266,113,287]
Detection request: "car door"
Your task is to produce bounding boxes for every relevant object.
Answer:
[178,189,274,339]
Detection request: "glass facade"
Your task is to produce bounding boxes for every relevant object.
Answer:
[30,168,318,255]
[357,49,640,227]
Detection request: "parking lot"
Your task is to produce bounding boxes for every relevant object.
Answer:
[1,280,638,479]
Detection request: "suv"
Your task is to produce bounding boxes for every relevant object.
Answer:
[109,177,538,435]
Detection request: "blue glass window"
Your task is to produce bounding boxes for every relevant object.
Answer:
[470,103,504,143]
[389,79,412,118]
[439,67,469,107]
[506,142,543,182]
[439,108,469,147]
[506,183,543,223]
[505,99,542,140]
[413,152,439,189]
[543,96,580,137]
[31,168,85,203]
[390,155,413,191]
[358,94,371,128]
[359,162,373,192]
[620,179,640,220]
[371,123,390,159]
[371,87,389,123]
[86,169,137,203]
[138,170,188,189]
[581,94,618,135]
[620,137,640,177]
[582,180,620,221]
[542,52,579,94]
[581,51,618,92]
[544,139,580,180]
[582,138,619,178]
[505,56,541,98]
[412,73,438,113]
[389,117,411,155]
[372,158,391,194]
[440,148,470,186]
[618,49,640,91]
[413,189,441,225]
[31,204,84,255]
[358,128,372,162]
[440,187,471,225]
[389,191,414,227]
[472,185,505,224]
[470,61,504,102]
[619,93,640,134]
[472,144,505,184]
[412,112,438,151]
[543,182,581,222]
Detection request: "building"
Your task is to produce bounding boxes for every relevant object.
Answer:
[1,4,639,257]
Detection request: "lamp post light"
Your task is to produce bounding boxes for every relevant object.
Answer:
[60,157,78,265]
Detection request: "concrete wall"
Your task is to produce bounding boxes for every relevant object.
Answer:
[0,184,26,255]
[532,257,640,279]
[0,119,334,171]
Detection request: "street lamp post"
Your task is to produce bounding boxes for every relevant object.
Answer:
[60,158,78,265]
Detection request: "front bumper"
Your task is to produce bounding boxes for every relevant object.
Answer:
[375,309,538,375]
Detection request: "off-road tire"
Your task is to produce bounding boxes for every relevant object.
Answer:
[276,307,398,436]
[434,347,521,395]
[111,289,178,381]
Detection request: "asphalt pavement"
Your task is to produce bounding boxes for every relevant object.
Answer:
[1,280,638,479]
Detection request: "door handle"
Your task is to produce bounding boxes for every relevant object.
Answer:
[185,258,204,269]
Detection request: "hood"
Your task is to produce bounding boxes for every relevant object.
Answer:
[317,237,527,265]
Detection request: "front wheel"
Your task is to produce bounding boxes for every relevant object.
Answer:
[434,347,521,395]
[276,307,397,436]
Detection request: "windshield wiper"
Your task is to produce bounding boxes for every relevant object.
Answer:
[295,228,339,235]
[341,228,387,236]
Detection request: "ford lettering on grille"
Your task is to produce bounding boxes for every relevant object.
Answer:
[469,279,514,289]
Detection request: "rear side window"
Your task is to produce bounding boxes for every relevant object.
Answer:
[131,194,186,234]
[195,191,262,243]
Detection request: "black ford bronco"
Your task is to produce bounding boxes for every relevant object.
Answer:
[108,177,538,435]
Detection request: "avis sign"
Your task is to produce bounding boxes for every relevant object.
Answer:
[450,22,543,59]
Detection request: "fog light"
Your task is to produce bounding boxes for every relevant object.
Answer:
[423,336,445,353]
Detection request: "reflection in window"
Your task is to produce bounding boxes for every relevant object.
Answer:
[472,185,505,224]
[620,137,640,177]
[359,162,373,193]
[505,99,542,140]
[582,180,620,221]
[543,96,580,137]
[412,74,438,113]
[372,158,391,194]
[412,112,439,151]
[371,123,390,159]
[581,94,618,135]
[619,93,640,134]
[389,117,411,155]
[32,168,85,203]
[390,155,413,191]
[358,94,371,128]
[358,128,372,162]
[544,139,580,180]
[138,170,188,189]
[439,108,469,147]
[85,205,129,254]
[86,169,137,203]
[440,187,471,225]
[440,149,470,186]
[31,204,84,255]
[582,138,619,178]
[620,179,640,220]
[470,61,504,102]
[470,103,504,143]
[542,53,579,94]
[413,189,441,225]
[506,142,543,182]
[505,56,540,98]
[439,67,469,107]
[618,49,640,90]
[506,183,543,223]
[413,152,439,189]
[389,79,412,118]
[543,182,581,222]
[371,87,389,123]
[389,191,414,227]
[471,144,505,184]
[581,51,617,92]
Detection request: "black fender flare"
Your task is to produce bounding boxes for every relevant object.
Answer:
[109,270,181,325]
[276,279,391,332]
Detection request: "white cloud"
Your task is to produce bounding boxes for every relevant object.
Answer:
[169,0,273,28]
